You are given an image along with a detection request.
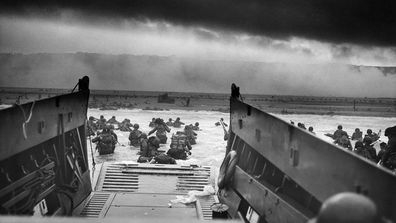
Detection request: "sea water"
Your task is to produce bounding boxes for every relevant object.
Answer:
[87,108,396,169]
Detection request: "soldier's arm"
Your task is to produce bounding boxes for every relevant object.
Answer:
[92,136,100,143]
[165,125,171,132]
[148,127,157,135]
[186,140,192,150]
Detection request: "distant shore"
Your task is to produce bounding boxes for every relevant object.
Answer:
[1,88,395,117]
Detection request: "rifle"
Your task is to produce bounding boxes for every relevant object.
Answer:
[220,119,229,141]
[370,129,382,146]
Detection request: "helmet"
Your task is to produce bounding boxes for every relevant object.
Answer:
[155,118,163,124]
[149,136,160,147]
[140,133,147,139]
[355,128,360,132]
[169,118,172,121]
[367,129,372,134]
[355,141,363,148]
[363,136,372,145]
[312,192,377,223]
[385,126,396,137]
[337,125,342,130]
[308,127,313,131]
[176,117,180,120]
[195,122,199,126]
[133,124,139,129]
[89,116,95,121]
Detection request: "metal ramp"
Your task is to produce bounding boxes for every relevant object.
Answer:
[75,162,217,220]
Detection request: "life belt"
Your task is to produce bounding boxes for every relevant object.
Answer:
[218,150,238,189]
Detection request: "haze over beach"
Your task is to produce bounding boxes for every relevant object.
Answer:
[0,0,396,98]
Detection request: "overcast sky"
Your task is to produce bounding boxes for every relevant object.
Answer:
[0,1,395,96]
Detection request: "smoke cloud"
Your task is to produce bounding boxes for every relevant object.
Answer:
[0,53,395,98]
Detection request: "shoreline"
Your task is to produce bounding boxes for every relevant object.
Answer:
[88,98,396,118]
[1,89,395,118]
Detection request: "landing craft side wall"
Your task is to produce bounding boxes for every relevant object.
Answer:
[230,98,396,221]
[0,91,90,160]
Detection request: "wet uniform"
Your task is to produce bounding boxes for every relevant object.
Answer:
[365,133,380,142]
[192,125,200,131]
[148,124,171,144]
[351,130,363,141]
[92,130,116,155]
[184,126,197,145]
[334,135,352,150]
[173,120,184,128]
[381,133,396,170]
[167,133,192,160]
[129,129,142,147]
[86,119,97,136]
[333,129,348,141]
[107,117,119,125]
[138,137,160,163]
[119,120,133,131]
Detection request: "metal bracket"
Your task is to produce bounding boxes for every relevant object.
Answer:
[289,147,299,167]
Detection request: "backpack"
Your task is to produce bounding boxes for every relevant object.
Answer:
[101,133,114,144]
[170,134,186,150]
[155,154,176,164]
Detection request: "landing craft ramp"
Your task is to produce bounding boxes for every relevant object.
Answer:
[74,162,219,220]
[218,94,396,222]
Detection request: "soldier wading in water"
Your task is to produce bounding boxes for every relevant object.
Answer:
[148,118,171,144]
[92,126,117,155]
[167,131,192,160]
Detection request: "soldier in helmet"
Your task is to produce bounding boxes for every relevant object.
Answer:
[173,117,185,128]
[363,137,377,162]
[192,122,200,131]
[365,129,380,142]
[148,118,171,144]
[128,124,142,147]
[334,135,352,150]
[149,118,156,128]
[308,192,378,223]
[96,115,107,130]
[137,136,161,163]
[92,126,117,155]
[377,142,388,163]
[167,131,192,160]
[118,118,133,131]
[184,124,197,145]
[353,141,365,156]
[333,125,348,141]
[380,126,396,170]
[166,118,173,127]
[86,116,98,136]
[351,128,363,141]
[106,116,119,125]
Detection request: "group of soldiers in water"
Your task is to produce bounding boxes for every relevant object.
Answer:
[86,115,201,164]
[327,125,396,171]
[290,120,396,171]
